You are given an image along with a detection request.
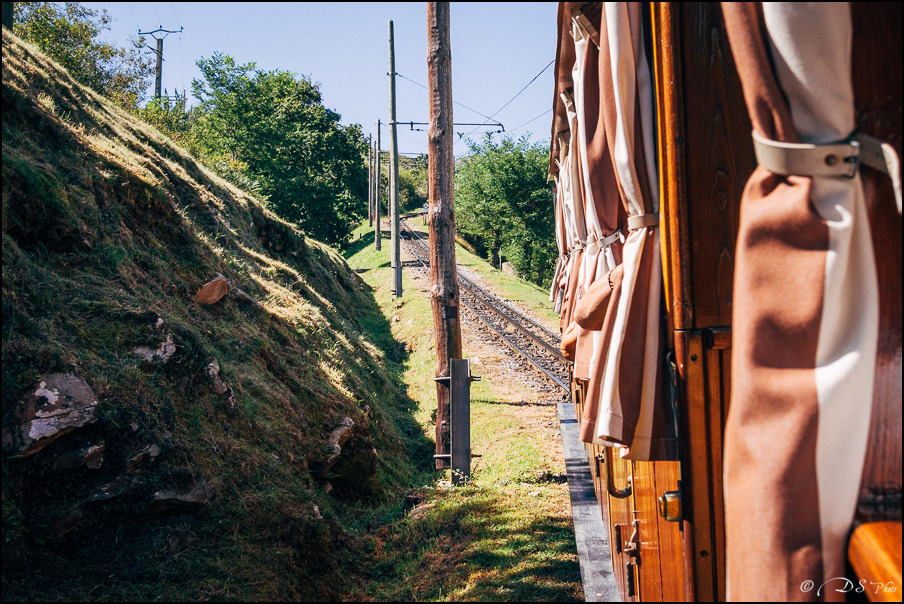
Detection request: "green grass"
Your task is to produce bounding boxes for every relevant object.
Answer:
[2,29,579,602]
[2,30,431,602]
[453,243,559,327]
[404,219,560,328]
[339,222,582,602]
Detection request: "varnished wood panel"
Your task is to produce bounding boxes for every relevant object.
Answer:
[850,1,903,520]
[633,460,664,601]
[705,348,728,603]
[653,461,685,601]
[611,454,635,599]
[675,2,751,329]
[848,521,903,602]
[653,3,748,601]
[600,470,630,600]
[652,1,692,333]
[681,333,716,601]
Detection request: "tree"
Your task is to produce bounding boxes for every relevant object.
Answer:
[190,53,367,246]
[454,134,556,287]
[398,156,428,212]
[135,92,196,147]
[13,2,153,109]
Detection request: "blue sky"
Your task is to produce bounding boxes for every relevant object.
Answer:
[81,2,559,156]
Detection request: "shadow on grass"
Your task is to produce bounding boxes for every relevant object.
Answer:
[2,225,439,601]
[2,33,444,602]
[342,228,381,258]
[351,490,582,602]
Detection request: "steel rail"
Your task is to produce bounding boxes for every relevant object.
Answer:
[461,274,563,344]
[457,274,565,358]
[458,282,567,362]
[400,221,566,362]
[461,294,570,391]
[400,220,569,392]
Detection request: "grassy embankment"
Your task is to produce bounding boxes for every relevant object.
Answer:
[2,28,579,601]
[3,29,433,601]
[339,222,582,602]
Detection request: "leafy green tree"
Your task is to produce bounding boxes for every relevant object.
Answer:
[455,134,556,287]
[134,92,196,147]
[399,154,428,212]
[375,155,427,215]
[190,53,367,246]
[398,167,427,212]
[13,2,153,109]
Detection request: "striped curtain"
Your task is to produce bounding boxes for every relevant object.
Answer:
[722,3,879,600]
[585,3,674,460]
[551,2,677,461]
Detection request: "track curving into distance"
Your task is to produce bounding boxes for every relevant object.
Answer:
[399,219,570,394]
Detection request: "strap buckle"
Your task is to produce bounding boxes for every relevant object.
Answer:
[600,229,625,247]
[753,130,901,213]
[752,130,860,178]
[840,139,861,179]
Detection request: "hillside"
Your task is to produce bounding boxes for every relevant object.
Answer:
[2,29,432,601]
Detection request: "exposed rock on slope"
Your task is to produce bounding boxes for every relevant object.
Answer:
[2,30,429,601]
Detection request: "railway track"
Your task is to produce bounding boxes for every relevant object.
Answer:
[399,219,570,394]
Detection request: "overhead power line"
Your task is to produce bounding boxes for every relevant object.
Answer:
[169,2,182,28]
[127,2,141,30]
[398,130,428,150]
[460,58,554,140]
[510,108,552,133]
[395,72,499,125]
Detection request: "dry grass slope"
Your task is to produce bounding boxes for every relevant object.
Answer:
[2,30,432,601]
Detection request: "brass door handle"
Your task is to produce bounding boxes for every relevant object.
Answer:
[605,446,632,499]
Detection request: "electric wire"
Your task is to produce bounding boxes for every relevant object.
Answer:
[399,130,428,151]
[127,2,141,31]
[169,2,182,28]
[177,33,185,99]
[510,108,553,133]
[168,2,185,97]
[460,58,554,141]
[395,72,498,125]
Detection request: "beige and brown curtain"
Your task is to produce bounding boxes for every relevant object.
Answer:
[722,3,879,601]
[550,2,676,462]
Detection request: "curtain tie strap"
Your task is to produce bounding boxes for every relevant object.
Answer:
[753,130,901,213]
[584,230,622,255]
[600,229,625,247]
[627,213,658,232]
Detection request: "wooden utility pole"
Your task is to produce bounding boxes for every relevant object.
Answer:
[373,138,378,227]
[375,120,382,251]
[427,1,462,469]
[388,20,402,297]
[154,37,163,98]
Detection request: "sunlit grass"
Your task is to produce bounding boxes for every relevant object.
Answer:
[4,27,578,601]
[2,30,433,602]
[342,221,581,602]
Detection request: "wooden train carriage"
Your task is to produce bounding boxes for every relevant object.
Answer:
[549,2,901,601]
